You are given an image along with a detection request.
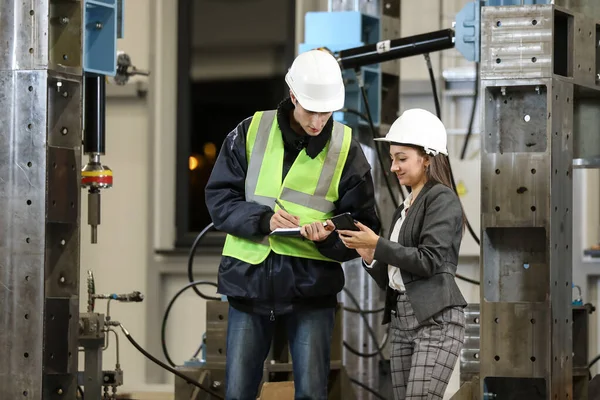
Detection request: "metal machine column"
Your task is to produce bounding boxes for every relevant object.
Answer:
[0,1,83,398]
[478,3,600,398]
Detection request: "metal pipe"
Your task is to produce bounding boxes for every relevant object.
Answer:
[336,28,455,70]
[84,74,106,155]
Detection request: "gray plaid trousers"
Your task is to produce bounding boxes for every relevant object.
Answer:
[389,292,465,400]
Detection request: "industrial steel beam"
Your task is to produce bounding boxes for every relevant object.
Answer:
[0,1,83,398]
[476,3,600,398]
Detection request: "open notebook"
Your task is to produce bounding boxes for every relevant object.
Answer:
[269,222,329,237]
[269,227,303,237]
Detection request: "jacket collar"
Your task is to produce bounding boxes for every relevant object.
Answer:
[392,180,438,224]
[276,98,333,159]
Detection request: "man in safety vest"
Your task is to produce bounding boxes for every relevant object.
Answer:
[205,49,380,400]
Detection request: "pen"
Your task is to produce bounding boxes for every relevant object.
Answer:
[275,199,288,213]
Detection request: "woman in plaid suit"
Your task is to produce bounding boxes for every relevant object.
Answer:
[337,109,468,400]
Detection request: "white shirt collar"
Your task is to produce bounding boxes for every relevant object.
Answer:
[403,193,412,209]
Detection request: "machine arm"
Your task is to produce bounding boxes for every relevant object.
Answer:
[334,28,455,70]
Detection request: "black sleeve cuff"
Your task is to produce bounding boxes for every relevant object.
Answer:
[259,211,274,235]
[315,232,338,248]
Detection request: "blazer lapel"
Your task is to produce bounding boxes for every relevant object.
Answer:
[398,181,437,246]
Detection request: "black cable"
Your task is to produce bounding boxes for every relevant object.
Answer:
[344,332,389,358]
[187,222,220,300]
[77,386,84,399]
[349,377,388,400]
[423,55,481,287]
[354,70,401,209]
[459,63,479,160]
[161,280,220,367]
[424,54,441,119]
[342,107,406,204]
[192,342,204,359]
[119,324,224,400]
[590,353,600,369]
[343,305,384,314]
[342,287,386,360]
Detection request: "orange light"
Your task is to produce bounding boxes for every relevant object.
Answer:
[189,156,199,170]
[203,142,217,160]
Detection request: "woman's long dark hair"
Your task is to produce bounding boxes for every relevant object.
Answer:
[418,148,467,231]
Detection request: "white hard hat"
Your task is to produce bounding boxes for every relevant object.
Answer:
[375,108,448,156]
[285,50,345,112]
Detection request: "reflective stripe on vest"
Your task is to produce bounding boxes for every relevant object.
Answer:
[245,111,345,213]
[222,110,352,264]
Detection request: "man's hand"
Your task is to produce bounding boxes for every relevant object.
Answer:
[301,220,335,242]
[270,209,300,231]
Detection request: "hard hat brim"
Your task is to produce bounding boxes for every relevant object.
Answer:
[373,137,448,156]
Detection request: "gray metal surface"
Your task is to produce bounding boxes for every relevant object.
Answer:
[0,0,83,398]
[475,3,600,398]
[460,304,480,386]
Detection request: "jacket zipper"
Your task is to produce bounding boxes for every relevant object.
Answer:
[268,258,275,321]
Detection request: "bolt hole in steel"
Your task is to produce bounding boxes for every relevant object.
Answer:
[532,19,537,25]
[26,237,30,243]
[474,317,479,324]
[496,58,501,64]
[24,314,29,319]
[496,20,501,27]
[523,263,530,269]
[59,276,65,283]
[28,48,33,54]
[495,169,500,174]
[531,168,536,174]
[495,206,500,211]
[29,10,34,15]
[26,200,31,205]
[532,57,537,63]
[530,356,536,362]
[524,114,531,122]
[28,86,33,92]
[494,318,499,323]
[474,353,479,359]
[494,355,500,361]
[27,161,32,167]
[27,123,32,130]
[531,318,536,324]
[23,391,28,397]
[25,276,29,281]
[60,239,65,246]
[531,206,536,212]
[24,352,29,358]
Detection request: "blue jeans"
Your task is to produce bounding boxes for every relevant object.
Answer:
[224,305,336,400]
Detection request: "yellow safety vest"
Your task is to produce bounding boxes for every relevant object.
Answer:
[221,110,352,264]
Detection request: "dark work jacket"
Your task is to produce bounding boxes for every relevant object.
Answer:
[205,98,381,317]
[364,180,468,325]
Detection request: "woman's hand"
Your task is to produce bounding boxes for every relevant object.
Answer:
[356,248,375,265]
[301,219,335,242]
[338,221,380,251]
